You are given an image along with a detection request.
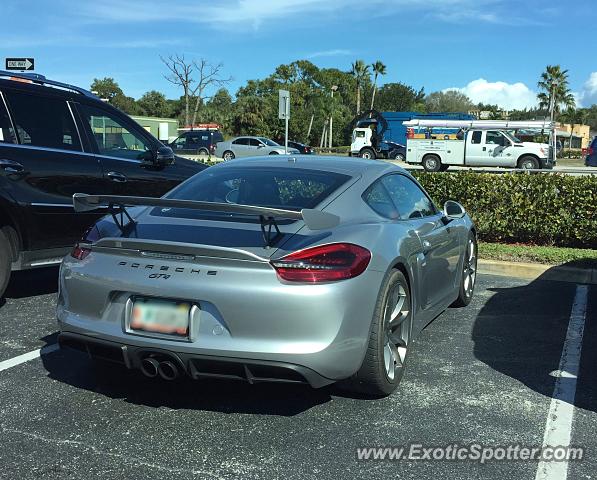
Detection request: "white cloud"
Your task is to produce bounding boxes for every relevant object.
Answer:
[305,49,353,59]
[445,78,538,110]
[578,72,597,107]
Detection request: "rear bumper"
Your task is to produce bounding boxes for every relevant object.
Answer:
[58,332,334,388]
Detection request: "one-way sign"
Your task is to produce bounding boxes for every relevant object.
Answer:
[5,58,35,71]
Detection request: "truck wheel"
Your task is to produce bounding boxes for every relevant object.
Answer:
[390,150,405,161]
[359,148,376,160]
[518,156,539,170]
[0,229,12,299]
[422,155,442,172]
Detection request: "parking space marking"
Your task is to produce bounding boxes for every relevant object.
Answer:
[535,284,589,480]
[0,344,58,373]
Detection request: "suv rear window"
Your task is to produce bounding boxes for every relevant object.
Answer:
[4,91,81,151]
[154,167,351,218]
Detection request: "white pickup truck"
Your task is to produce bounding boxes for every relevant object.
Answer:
[403,120,555,172]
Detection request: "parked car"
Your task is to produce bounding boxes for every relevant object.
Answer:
[215,136,300,160]
[584,138,596,167]
[275,139,314,154]
[58,156,477,397]
[170,129,224,156]
[0,70,206,298]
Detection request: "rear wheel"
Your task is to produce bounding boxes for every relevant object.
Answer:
[452,233,477,307]
[390,150,405,161]
[346,269,412,397]
[518,156,539,170]
[197,148,209,156]
[422,154,442,172]
[0,229,12,299]
[359,148,376,160]
[222,150,235,161]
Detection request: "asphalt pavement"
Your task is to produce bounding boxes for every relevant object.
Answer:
[0,269,595,480]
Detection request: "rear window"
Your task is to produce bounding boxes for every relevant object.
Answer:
[154,167,351,219]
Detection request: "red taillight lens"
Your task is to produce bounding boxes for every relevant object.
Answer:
[271,243,371,283]
[70,243,91,260]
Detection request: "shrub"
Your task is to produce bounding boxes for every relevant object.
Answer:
[412,171,597,248]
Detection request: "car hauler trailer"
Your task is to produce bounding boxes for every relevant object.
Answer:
[402,119,555,171]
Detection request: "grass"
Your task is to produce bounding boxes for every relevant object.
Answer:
[556,157,586,168]
[479,242,597,268]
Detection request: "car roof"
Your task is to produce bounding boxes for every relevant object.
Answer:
[212,155,404,177]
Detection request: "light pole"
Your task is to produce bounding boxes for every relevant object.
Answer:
[329,85,338,149]
[549,80,559,164]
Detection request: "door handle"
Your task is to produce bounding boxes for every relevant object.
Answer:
[107,171,127,183]
[422,239,432,254]
[0,159,27,174]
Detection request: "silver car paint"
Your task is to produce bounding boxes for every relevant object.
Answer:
[57,156,473,383]
[215,136,300,158]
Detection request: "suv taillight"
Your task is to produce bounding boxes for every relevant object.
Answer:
[271,243,371,283]
[71,242,91,260]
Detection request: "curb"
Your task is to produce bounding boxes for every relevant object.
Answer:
[478,259,597,285]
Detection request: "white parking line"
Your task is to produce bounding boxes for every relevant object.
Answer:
[535,284,589,480]
[0,344,59,373]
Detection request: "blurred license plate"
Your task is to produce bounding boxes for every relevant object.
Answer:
[130,298,191,337]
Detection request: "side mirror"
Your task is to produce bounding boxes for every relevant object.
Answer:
[443,200,466,219]
[257,144,265,148]
[154,146,175,166]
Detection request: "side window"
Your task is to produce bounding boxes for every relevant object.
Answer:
[173,136,186,147]
[381,175,437,219]
[363,180,399,219]
[486,131,502,145]
[232,138,248,145]
[471,131,482,144]
[249,138,262,147]
[79,104,151,161]
[0,95,16,144]
[4,91,81,151]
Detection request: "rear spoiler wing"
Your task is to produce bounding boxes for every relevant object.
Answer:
[72,193,340,232]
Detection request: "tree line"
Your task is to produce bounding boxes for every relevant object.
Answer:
[90,60,596,146]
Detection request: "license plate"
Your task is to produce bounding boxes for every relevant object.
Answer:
[130,298,191,337]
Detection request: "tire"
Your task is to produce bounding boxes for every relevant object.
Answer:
[452,233,477,307]
[222,150,235,161]
[422,154,442,172]
[269,151,279,155]
[390,151,405,161]
[518,155,539,170]
[359,148,376,160]
[0,229,12,299]
[345,269,413,397]
[197,148,209,156]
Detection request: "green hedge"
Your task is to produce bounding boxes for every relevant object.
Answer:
[412,171,597,248]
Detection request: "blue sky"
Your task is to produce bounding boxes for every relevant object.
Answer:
[2,0,596,109]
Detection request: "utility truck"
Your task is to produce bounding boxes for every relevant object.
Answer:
[403,119,555,172]
[350,110,473,160]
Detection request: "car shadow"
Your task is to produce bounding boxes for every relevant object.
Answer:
[472,261,596,413]
[39,334,344,416]
[2,266,59,301]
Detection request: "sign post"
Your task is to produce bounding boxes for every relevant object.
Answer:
[278,90,290,154]
[5,58,35,71]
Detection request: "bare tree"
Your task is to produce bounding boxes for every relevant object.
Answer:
[161,54,231,126]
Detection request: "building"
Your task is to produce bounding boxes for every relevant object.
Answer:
[555,122,591,149]
[130,116,179,143]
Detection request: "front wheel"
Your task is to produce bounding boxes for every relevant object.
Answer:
[359,148,376,160]
[0,229,12,299]
[422,155,442,172]
[452,233,477,307]
[345,269,412,397]
[222,151,235,161]
[518,156,539,170]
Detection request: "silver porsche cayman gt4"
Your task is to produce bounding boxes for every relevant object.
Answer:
[57,156,477,397]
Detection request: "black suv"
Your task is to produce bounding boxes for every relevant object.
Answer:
[0,71,206,297]
[170,129,224,156]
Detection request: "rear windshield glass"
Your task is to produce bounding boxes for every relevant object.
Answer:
[153,167,351,219]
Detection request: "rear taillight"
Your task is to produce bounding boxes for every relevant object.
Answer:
[70,242,91,260]
[271,243,371,283]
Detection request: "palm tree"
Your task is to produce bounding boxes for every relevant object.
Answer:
[560,108,587,149]
[370,60,387,110]
[537,65,575,120]
[350,60,370,115]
